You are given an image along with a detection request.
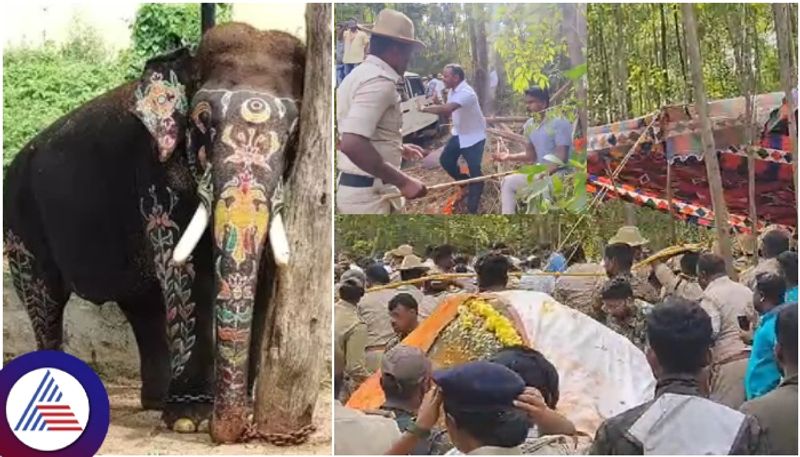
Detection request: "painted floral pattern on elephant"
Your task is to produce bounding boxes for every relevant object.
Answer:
[133,70,188,162]
[140,186,197,378]
[4,230,62,349]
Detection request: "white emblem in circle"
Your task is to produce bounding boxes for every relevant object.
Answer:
[5,367,90,451]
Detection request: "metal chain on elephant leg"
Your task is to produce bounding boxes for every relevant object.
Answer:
[4,230,62,349]
[140,186,197,377]
[241,420,317,446]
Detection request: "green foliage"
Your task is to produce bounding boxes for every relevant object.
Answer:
[129,3,232,76]
[3,24,127,171]
[588,3,795,124]
[336,203,713,261]
[493,4,568,93]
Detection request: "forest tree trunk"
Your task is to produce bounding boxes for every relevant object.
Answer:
[681,3,735,276]
[772,3,799,193]
[562,3,588,136]
[254,3,332,441]
[470,4,490,112]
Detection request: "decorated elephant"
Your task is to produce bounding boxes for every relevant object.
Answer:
[3,22,305,443]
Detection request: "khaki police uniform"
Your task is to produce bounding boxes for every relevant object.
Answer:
[337,54,405,214]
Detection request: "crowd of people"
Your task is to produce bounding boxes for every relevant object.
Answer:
[334,225,798,455]
[335,8,576,215]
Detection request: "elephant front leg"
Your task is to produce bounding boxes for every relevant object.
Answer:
[140,186,215,432]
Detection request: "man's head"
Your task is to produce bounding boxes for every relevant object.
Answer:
[760,229,791,259]
[380,345,432,412]
[778,251,798,287]
[347,18,358,31]
[364,262,391,286]
[476,253,510,291]
[339,269,366,304]
[524,86,549,113]
[388,292,419,336]
[442,64,466,89]
[433,244,456,272]
[398,254,429,282]
[603,242,634,277]
[369,34,416,74]
[433,361,530,452]
[774,303,798,376]
[489,346,560,409]
[645,296,713,377]
[679,252,700,277]
[600,276,634,319]
[753,272,787,314]
[696,253,727,289]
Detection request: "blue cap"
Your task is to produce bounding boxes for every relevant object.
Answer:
[433,361,525,412]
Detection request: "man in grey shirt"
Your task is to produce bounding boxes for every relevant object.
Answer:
[494,86,573,214]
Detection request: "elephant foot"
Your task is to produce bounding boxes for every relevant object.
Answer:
[210,406,249,444]
[141,396,165,411]
[162,401,213,433]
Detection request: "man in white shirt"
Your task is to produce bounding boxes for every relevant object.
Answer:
[421,64,487,213]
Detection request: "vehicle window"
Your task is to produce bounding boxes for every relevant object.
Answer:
[407,78,425,97]
[396,81,409,102]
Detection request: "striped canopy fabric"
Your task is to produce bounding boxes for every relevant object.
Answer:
[587,92,796,232]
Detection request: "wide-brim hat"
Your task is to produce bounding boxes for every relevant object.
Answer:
[389,244,414,258]
[358,9,426,49]
[399,254,430,271]
[608,226,649,247]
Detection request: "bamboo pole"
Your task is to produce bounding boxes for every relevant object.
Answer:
[681,3,736,277]
[366,243,705,292]
[380,170,519,201]
[486,127,528,145]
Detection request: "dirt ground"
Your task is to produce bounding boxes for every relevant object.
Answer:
[4,271,331,455]
[401,132,522,214]
[100,380,331,455]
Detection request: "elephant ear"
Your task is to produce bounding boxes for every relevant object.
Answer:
[131,47,192,162]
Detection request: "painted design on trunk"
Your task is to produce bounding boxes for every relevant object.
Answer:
[140,186,197,378]
[214,173,270,407]
[221,125,281,172]
[4,230,61,349]
[201,89,300,426]
[133,70,188,162]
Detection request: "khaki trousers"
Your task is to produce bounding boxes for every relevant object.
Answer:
[709,354,749,409]
[336,178,405,214]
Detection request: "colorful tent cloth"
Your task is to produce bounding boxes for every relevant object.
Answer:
[587,92,797,231]
[587,175,795,236]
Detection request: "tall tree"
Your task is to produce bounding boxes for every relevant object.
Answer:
[681,3,735,276]
[254,2,331,444]
[772,3,799,191]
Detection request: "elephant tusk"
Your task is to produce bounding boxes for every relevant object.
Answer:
[269,213,290,267]
[172,204,209,265]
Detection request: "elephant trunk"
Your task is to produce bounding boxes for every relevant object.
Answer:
[209,174,271,443]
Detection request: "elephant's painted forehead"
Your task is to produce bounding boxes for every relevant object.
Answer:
[193,88,298,125]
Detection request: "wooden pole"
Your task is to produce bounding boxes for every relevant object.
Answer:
[681,3,735,277]
[201,3,216,34]
[772,4,799,196]
[380,170,519,201]
[254,3,330,443]
[666,157,676,244]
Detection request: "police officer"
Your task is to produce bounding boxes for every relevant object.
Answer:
[336,9,429,214]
